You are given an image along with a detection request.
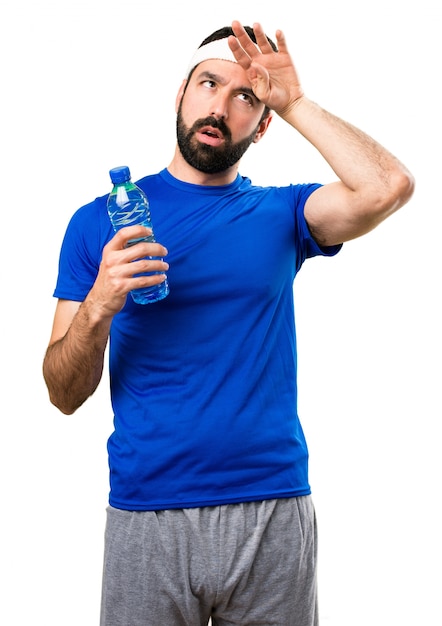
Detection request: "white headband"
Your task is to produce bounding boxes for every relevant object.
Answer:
[185,38,237,78]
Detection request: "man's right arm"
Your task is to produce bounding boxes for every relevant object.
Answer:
[42,298,112,415]
[43,225,169,415]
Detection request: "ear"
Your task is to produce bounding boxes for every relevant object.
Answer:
[253,112,273,143]
[175,79,188,113]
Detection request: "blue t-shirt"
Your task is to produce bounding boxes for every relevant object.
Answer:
[54,168,341,510]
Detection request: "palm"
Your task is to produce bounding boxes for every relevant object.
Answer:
[229,21,304,115]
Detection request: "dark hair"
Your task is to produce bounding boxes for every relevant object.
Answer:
[198,25,277,52]
[188,25,277,120]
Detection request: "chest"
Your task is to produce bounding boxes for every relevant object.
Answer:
[148,192,298,303]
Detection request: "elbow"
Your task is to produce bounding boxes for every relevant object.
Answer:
[46,384,80,416]
[49,395,79,416]
[366,165,415,230]
[383,164,415,215]
[393,165,415,207]
[344,167,415,243]
[43,366,81,416]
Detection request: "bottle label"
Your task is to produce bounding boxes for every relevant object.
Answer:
[111,195,148,227]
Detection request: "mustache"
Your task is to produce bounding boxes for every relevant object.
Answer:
[190,116,232,140]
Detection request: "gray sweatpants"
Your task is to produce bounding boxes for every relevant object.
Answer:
[100,496,318,626]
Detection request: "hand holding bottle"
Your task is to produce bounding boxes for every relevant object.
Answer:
[87,225,169,317]
[107,166,170,304]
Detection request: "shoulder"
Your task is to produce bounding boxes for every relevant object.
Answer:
[239,177,322,201]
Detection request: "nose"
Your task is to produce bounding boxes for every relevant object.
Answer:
[210,93,229,120]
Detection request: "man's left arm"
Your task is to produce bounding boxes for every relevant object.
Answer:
[283,97,415,247]
[230,21,415,247]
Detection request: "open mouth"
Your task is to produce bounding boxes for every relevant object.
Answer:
[197,126,224,146]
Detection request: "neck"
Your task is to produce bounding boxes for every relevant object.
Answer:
[167,145,239,186]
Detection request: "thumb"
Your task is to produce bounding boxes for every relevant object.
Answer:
[249,63,271,101]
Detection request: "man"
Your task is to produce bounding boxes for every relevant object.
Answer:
[43,21,414,626]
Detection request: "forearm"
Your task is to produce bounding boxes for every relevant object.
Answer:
[281,96,414,210]
[43,299,112,415]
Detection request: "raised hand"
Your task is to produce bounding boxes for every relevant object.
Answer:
[228,21,304,116]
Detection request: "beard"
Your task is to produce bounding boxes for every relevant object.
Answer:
[176,103,259,174]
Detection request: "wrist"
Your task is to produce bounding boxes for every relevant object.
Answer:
[277,92,306,120]
[81,294,115,333]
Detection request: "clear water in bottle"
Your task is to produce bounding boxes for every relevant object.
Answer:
[107,166,169,304]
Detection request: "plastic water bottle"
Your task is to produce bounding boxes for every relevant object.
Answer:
[107,166,169,304]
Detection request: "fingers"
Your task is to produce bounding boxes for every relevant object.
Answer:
[100,247,168,282]
[231,20,276,58]
[227,34,251,67]
[251,22,276,54]
[274,28,288,55]
[110,225,152,249]
[125,258,169,282]
[123,240,169,263]
[97,235,169,310]
[102,225,169,289]
[110,226,168,259]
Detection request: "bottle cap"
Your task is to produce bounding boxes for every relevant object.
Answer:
[109,166,131,184]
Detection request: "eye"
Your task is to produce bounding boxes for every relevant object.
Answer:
[202,79,216,89]
[236,92,254,105]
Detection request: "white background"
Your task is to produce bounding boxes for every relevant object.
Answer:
[1,0,440,624]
